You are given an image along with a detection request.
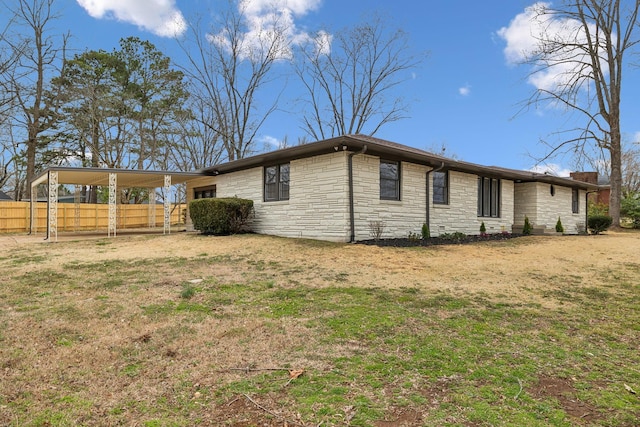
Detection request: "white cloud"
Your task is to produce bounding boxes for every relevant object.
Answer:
[260,135,281,148]
[458,84,471,96]
[529,163,572,177]
[211,0,325,61]
[633,132,640,144]
[240,0,322,16]
[497,2,609,92]
[76,0,187,37]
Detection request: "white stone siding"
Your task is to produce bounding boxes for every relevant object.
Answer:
[513,182,585,234]
[186,152,351,241]
[514,182,539,225]
[431,172,514,236]
[351,155,428,241]
[186,152,585,241]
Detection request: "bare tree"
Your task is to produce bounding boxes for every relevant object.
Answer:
[513,0,640,227]
[167,96,224,171]
[295,14,424,140]
[178,1,288,162]
[622,145,640,195]
[4,0,67,198]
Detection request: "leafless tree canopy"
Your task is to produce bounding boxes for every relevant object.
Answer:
[178,2,288,162]
[4,0,69,199]
[295,15,424,141]
[0,0,424,200]
[520,0,640,226]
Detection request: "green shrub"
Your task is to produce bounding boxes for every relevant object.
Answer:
[479,221,487,236]
[555,217,564,233]
[588,201,609,217]
[189,197,254,235]
[621,192,640,229]
[180,284,196,299]
[522,216,533,235]
[587,215,613,235]
[439,232,466,242]
[421,223,430,239]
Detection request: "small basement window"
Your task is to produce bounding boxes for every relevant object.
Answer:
[194,185,216,199]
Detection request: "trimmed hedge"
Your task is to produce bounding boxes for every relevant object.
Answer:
[189,197,254,235]
[587,214,613,235]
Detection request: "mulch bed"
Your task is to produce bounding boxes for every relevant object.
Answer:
[359,233,524,247]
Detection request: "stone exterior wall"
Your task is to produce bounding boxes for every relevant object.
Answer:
[514,182,538,225]
[186,151,351,241]
[187,151,584,241]
[351,154,428,241]
[431,171,514,236]
[513,182,585,234]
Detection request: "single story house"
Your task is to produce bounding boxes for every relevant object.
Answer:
[185,134,600,242]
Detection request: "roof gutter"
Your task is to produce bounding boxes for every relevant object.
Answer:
[348,145,368,243]
[425,162,445,236]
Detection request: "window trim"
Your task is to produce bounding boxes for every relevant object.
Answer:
[572,188,579,214]
[380,159,401,201]
[194,185,216,199]
[264,163,290,202]
[432,170,449,205]
[477,176,501,218]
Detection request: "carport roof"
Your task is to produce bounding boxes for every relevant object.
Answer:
[32,167,203,188]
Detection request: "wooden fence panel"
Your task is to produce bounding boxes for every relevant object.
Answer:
[0,201,184,233]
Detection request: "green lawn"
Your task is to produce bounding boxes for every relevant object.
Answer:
[0,234,638,426]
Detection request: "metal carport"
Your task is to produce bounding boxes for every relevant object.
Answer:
[30,167,202,241]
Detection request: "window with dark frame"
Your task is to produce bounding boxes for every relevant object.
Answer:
[433,170,449,205]
[264,163,290,202]
[477,176,500,217]
[572,188,579,213]
[380,160,400,200]
[194,185,216,199]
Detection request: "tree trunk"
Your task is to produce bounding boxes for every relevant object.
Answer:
[609,125,622,228]
[26,130,37,198]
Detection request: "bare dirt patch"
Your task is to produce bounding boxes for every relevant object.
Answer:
[529,376,601,424]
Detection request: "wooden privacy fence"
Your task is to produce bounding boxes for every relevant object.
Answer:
[0,201,185,234]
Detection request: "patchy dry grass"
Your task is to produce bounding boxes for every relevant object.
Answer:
[0,232,639,426]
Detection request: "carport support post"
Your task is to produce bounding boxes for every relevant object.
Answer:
[108,173,117,237]
[163,175,171,235]
[148,188,156,228]
[47,170,58,242]
[30,182,36,235]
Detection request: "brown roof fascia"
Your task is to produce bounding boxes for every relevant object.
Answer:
[202,134,600,190]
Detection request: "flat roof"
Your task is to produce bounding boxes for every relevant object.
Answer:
[32,167,202,188]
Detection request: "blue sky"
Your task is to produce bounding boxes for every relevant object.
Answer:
[23,0,640,174]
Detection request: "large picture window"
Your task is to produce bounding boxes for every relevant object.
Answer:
[380,160,400,200]
[477,177,500,217]
[264,163,290,201]
[433,171,449,205]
